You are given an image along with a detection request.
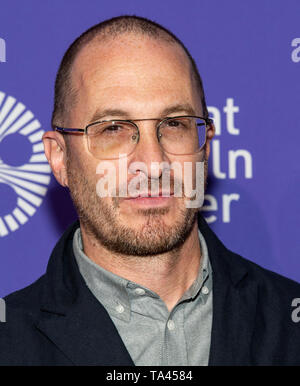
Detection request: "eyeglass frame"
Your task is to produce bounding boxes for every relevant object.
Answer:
[54,115,214,158]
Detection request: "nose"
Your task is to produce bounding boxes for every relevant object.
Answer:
[129,121,171,179]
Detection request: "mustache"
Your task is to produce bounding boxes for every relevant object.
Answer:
[116,173,185,198]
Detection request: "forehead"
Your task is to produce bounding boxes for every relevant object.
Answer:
[71,34,201,121]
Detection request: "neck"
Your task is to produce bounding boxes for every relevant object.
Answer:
[80,220,201,311]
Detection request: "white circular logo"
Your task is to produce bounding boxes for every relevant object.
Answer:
[0,91,51,237]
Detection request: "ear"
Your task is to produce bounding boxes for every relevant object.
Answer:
[43,131,69,187]
[205,122,215,159]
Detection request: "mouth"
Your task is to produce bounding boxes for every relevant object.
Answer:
[123,192,175,207]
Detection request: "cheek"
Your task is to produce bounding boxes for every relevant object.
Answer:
[66,145,89,178]
[171,157,198,184]
[95,160,123,199]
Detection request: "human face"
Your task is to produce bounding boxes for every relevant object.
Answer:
[64,34,209,256]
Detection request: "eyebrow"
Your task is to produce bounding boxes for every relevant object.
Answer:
[89,103,197,124]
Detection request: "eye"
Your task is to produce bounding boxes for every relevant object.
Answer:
[103,125,122,132]
[167,119,181,127]
[165,119,188,129]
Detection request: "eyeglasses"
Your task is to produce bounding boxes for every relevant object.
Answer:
[54,115,213,160]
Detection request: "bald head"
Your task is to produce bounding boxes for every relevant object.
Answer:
[51,15,208,128]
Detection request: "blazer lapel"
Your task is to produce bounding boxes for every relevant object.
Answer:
[35,286,134,366]
[208,271,258,365]
[197,215,258,366]
[34,221,134,366]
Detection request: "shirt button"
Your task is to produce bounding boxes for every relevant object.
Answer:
[201,286,209,295]
[135,288,145,295]
[115,304,125,314]
[167,320,175,331]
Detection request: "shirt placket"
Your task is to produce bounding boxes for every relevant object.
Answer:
[162,303,188,366]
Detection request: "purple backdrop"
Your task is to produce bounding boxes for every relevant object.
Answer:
[0,0,299,297]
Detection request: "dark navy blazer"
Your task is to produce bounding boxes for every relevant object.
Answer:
[1,215,300,366]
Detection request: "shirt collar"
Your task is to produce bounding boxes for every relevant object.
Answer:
[73,227,212,322]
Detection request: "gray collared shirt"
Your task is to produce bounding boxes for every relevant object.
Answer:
[73,228,213,366]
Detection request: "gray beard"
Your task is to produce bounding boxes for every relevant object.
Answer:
[67,170,198,257]
[84,202,197,256]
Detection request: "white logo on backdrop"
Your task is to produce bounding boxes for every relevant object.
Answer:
[202,98,253,224]
[0,91,51,237]
[0,38,6,63]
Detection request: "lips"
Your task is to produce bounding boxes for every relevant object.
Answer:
[121,191,175,208]
[124,191,174,199]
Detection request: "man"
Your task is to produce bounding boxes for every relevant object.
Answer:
[1,15,300,366]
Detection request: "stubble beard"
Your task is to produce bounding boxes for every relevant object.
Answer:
[66,157,208,257]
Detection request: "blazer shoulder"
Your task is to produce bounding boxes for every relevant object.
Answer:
[3,274,46,312]
[230,250,300,298]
